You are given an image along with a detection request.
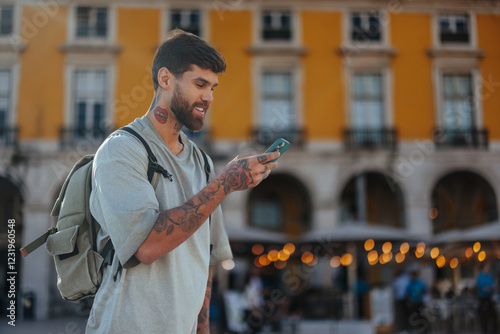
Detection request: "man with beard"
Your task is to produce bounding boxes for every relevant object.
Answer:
[86,29,279,334]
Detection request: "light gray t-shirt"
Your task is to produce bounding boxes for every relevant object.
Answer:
[86,116,232,334]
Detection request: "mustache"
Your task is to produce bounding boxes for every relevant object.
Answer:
[192,102,209,109]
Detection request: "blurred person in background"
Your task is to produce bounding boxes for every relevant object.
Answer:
[406,270,428,334]
[476,262,497,334]
[393,269,410,333]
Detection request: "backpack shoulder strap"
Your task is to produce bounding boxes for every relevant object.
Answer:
[120,126,173,182]
[198,146,211,184]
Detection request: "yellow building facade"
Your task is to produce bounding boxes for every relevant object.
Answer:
[0,0,499,326]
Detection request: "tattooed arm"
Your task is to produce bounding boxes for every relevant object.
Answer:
[135,151,279,264]
[197,266,213,334]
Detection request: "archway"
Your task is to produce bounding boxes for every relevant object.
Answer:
[431,171,498,234]
[339,171,405,228]
[247,173,312,237]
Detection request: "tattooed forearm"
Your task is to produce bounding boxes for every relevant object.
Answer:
[153,183,220,235]
[217,159,254,195]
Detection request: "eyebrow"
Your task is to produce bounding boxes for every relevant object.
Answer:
[193,77,218,88]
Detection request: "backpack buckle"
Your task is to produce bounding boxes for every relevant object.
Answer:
[148,156,173,181]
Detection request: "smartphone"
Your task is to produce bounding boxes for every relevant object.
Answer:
[265,138,290,162]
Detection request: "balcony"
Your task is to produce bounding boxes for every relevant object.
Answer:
[343,128,397,151]
[433,127,488,149]
[0,127,19,147]
[251,127,305,147]
[59,126,113,149]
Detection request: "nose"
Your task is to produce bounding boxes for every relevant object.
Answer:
[201,90,214,104]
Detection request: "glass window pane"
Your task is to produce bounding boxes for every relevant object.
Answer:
[96,8,107,37]
[0,6,13,35]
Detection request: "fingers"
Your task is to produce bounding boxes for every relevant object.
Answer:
[255,151,280,164]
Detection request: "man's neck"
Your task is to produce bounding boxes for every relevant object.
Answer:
[146,108,184,155]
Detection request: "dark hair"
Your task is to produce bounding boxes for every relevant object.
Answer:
[152,29,226,90]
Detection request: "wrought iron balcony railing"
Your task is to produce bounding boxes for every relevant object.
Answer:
[60,126,113,148]
[343,127,397,151]
[0,127,19,147]
[433,127,488,149]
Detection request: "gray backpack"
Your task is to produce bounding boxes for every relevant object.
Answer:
[21,127,211,303]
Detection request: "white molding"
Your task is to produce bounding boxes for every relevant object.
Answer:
[431,10,478,50]
[251,55,303,131]
[252,6,301,48]
[63,63,116,129]
[66,3,117,46]
[162,4,208,41]
[341,8,391,50]
[431,58,483,128]
[343,58,394,128]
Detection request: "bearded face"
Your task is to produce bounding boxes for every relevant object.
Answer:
[170,85,208,132]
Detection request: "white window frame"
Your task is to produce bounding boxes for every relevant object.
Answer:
[344,61,393,128]
[432,12,477,49]
[0,65,18,129]
[433,60,483,129]
[252,56,303,133]
[0,2,21,48]
[343,9,390,49]
[67,4,116,45]
[64,64,115,131]
[253,8,301,47]
[163,5,208,40]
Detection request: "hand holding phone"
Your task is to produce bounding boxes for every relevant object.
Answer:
[265,138,290,162]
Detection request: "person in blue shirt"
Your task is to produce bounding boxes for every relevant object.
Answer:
[476,262,497,334]
[393,270,410,332]
[406,270,428,334]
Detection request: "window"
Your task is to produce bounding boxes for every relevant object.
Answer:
[259,71,296,139]
[351,12,381,42]
[73,70,107,134]
[0,69,11,130]
[170,9,200,36]
[0,5,13,36]
[262,10,292,41]
[76,7,108,38]
[439,14,469,44]
[442,74,474,129]
[351,73,384,128]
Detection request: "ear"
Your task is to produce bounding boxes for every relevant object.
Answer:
[157,67,173,90]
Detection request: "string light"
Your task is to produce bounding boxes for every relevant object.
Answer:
[395,252,405,263]
[252,244,264,256]
[364,239,375,251]
[478,251,486,262]
[430,247,440,259]
[222,259,235,270]
[450,258,459,269]
[341,253,353,266]
[436,255,446,268]
[382,242,392,254]
[400,242,410,254]
[330,256,341,268]
[473,242,481,253]
[284,243,296,255]
[267,250,279,262]
[301,252,314,264]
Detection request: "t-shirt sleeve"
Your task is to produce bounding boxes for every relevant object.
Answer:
[205,155,233,266]
[209,205,233,266]
[90,133,160,268]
